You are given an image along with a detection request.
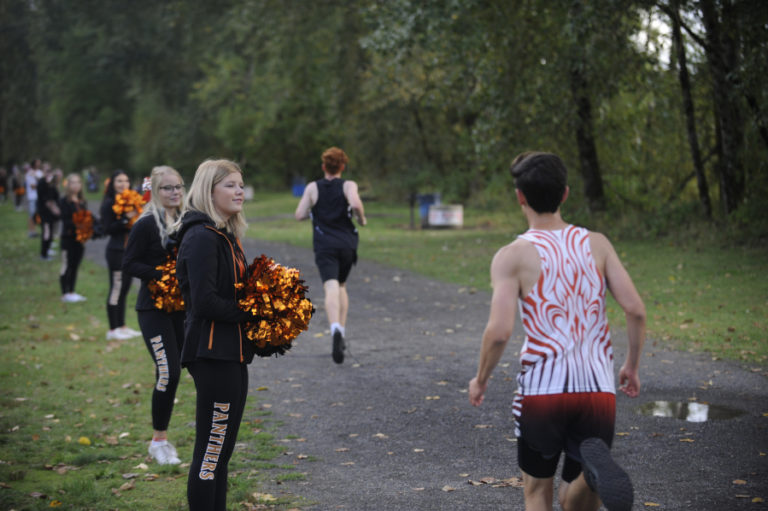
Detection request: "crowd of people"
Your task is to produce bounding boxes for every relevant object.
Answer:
[3,149,645,511]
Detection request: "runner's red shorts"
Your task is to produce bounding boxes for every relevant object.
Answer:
[516,392,616,480]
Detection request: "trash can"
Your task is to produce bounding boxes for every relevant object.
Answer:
[417,193,441,227]
[291,177,306,197]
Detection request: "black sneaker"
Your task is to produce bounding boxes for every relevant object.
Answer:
[580,438,633,511]
[332,330,345,364]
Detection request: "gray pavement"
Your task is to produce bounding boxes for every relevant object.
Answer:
[86,233,768,510]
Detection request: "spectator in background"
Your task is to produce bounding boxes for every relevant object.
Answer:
[25,159,43,237]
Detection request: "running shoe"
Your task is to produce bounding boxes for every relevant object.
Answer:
[332,330,345,364]
[580,438,634,511]
[71,293,87,302]
[148,441,181,465]
[118,326,141,338]
[106,329,133,340]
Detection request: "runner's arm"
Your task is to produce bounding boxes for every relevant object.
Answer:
[343,180,367,226]
[469,246,520,406]
[294,182,318,221]
[598,234,646,397]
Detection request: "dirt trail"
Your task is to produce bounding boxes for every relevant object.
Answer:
[86,235,768,510]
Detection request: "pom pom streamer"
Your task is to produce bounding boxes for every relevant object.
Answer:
[237,254,314,357]
[112,189,146,227]
[147,255,185,313]
[72,209,94,243]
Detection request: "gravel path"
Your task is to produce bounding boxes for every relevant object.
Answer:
[86,234,768,510]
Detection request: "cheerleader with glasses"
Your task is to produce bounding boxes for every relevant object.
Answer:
[123,166,186,465]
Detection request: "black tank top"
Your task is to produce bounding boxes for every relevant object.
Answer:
[311,178,358,251]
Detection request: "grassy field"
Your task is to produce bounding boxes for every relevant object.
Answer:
[244,191,768,364]
[0,202,306,510]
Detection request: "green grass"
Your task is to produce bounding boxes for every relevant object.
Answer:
[244,192,768,364]
[0,201,305,510]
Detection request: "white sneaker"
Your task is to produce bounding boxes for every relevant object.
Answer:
[72,293,87,302]
[106,329,133,340]
[117,327,141,338]
[148,441,181,465]
[61,294,76,303]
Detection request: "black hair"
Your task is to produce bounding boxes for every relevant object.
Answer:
[104,169,129,199]
[509,152,567,213]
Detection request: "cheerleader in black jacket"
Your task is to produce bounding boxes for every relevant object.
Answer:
[100,170,140,341]
[172,159,254,511]
[58,173,88,303]
[36,167,61,260]
[123,165,186,465]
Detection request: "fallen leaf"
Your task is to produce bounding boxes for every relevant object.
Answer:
[679,438,695,443]
[616,432,630,436]
[49,500,63,507]
[733,479,747,485]
[413,448,424,453]
[256,386,268,391]
[442,485,456,492]
[425,395,440,400]
[468,480,483,486]
[494,477,524,488]
[643,503,661,507]
[105,436,118,445]
[372,433,389,439]
[122,473,139,479]
[474,424,493,429]
[341,462,355,466]
[119,480,135,492]
[296,454,308,460]
[77,436,91,446]
[335,447,350,452]
[753,497,764,503]
[412,487,425,491]
[134,463,149,470]
[30,492,47,499]
[252,492,277,502]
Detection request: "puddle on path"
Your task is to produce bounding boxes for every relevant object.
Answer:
[636,401,745,422]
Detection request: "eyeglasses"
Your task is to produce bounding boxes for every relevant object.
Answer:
[158,185,184,192]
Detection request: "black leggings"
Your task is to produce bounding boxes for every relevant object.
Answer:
[138,310,185,431]
[105,248,131,329]
[187,360,249,511]
[59,238,84,294]
[40,220,55,258]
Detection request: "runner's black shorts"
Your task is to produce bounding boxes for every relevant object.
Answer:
[516,392,616,482]
[314,247,357,283]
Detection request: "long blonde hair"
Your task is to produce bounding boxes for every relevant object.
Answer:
[141,165,185,246]
[176,159,247,239]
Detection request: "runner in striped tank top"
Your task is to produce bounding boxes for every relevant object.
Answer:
[469,152,646,511]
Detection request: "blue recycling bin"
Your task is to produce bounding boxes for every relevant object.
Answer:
[291,178,306,197]
[417,193,441,226]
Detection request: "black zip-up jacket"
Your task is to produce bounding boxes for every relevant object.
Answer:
[100,196,132,251]
[36,177,60,222]
[58,197,88,241]
[175,211,254,366]
[123,214,179,312]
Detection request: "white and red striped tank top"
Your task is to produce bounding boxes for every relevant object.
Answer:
[515,225,614,396]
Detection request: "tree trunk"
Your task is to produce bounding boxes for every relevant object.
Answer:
[569,63,606,212]
[567,0,605,212]
[700,0,745,214]
[669,1,711,218]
